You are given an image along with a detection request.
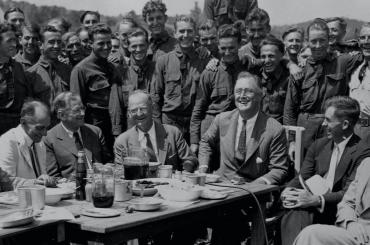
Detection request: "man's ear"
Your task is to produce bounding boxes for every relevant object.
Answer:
[342,119,350,130]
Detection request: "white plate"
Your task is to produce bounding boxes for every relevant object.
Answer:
[200,190,228,200]
[205,174,221,183]
[81,208,121,218]
[129,197,162,211]
[0,209,34,228]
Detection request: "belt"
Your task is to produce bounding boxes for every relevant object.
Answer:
[358,117,370,127]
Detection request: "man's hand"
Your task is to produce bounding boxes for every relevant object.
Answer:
[108,52,121,64]
[288,63,304,80]
[347,221,369,245]
[35,174,58,187]
[283,188,320,209]
[206,58,219,71]
[190,144,199,156]
[288,142,296,162]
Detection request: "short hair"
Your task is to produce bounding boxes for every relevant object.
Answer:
[282,26,304,40]
[80,11,100,24]
[198,22,217,36]
[52,92,82,116]
[88,23,112,41]
[142,0,167,20]
[0,23,16,41]
[174,15,196,32]
[324,96,360,126]
[326,17,347,31]
[235,71,263,95]
[21,23,41,40]
[62,31,78,44]
[40,25,61,42]
[246,8,270,27]
[260,34,285,54]
[4,7,24,20]
[47,18,71,34]
[128,90,152,106]
[127,27,149,45]
[20,100,49,124]
[218,24,241,43]
[307,18,329,37]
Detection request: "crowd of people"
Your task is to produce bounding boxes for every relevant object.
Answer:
[1,0,370,244]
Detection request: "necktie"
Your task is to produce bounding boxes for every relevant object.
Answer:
[29,143,40,177]
[73,132,84,151]
[326,144,340,190]
[236,120,247,161]
[144,133,157,162]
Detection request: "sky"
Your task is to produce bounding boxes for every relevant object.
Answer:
[12,0,370,25]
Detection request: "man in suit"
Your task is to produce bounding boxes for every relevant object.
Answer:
[280,96,363,245]
[0,100,56,190]
[198,71,288,185]
[44,92,111,179]
[293,156,370,245]
[114,90,198,173]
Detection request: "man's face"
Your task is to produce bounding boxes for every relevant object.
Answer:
[20,29,40,56]
[78,30,91,56]
[234,77,262,114]
[42,31,62,60]
[23,108,50,143]
[359,26,370,58]
[65,35,84,63]
[0,31,17,58]
[117,22,134,49]
[92,33,112,59]
[246,21,270,48]
[284,32,303,55]
[175,21,195,49]
[322,106,347,142]
[83,14,99,28]
[145,10,167,35]
[308,29,329,61]
[219,37,239,64]
[111,38,120,54]
[6,11,25,29]
[199,30,217,53]
[298,47,312,65]
[327,20,345,45]
[61,100,85,129]
[260,44,283,74]
[128,94,153,132]
[128,35,148,62]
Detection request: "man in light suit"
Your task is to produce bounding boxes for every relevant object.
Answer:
[198,71,289,185]
[293,156,370,245]
[114,90,198,172]
[44,92,111,178]
[280,96,363,245]
[0,100,56,189]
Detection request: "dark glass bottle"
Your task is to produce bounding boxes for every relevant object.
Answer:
[75,150,87,200]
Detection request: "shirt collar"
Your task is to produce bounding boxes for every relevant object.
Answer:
[61,122,80,138]
[20,125,34,147]
[262,64,284,82]
[137,123,156,142]
[238,111,259,126]
[335,134,353,152]
[14,53,33,66]
[129,56,149,73]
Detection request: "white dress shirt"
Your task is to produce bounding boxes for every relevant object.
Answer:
[61,123,83,142]
[235,112,259,152]
[349,61,370,115]
[137,124,158,158]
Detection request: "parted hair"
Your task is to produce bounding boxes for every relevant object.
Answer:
[20,100,50,124]
[326,17,347,31]
[4,7,24,20]
[246,8,270,27]
[40,25,61,42]
[218,24,242,43]
[142,0,167,20]
[127,27,149,45]
[324,96,360,126]
[307,18,329,37]
[62,31,77,44]
[260,34,285,54]
[21,23,41,40]
[88,23,112,41]
[80,11,100,24]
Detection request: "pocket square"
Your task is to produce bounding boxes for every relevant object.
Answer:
[256,157,263,164]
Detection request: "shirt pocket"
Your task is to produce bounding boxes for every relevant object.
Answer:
[301,78,318,106]
[211,87,228,99]
[164,72,182,98]
[88,79,110,92]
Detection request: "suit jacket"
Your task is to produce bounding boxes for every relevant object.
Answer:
[198,109,288,185]
[336,157,370,229]
[288,134,362,213]
[114,121,198,171]
[0,125,46,189]
[44,123,110,178]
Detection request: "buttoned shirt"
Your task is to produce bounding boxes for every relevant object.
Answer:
[21,126,42,176]
[137,123,158,158]
[235,112,258,151]
[147,31,177,62]
[349,61,370,115]
[61,122,83,142]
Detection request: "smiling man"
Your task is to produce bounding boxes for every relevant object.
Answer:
[282,26,304,65]
[70,23,124,153]
[280,96,362,245]
[14,24,41,70]
[62,32,85,67]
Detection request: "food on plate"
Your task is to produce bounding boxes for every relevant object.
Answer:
[156,182,203,201]
[135,180,169,189]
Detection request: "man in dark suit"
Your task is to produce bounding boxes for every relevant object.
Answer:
[280,96,363,245]
[114,90,198,172]
[44,92,111,178]
[198,71,289,185]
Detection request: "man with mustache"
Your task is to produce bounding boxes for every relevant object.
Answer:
[142,0,177,62]
[151,15,210,143]
[44,92,110,179]
[0,23,30,135]
[14,24,41,70]
[284,19,363,161]
[70,23,124,155]
[282,27,304,66]
[26,25,71,110]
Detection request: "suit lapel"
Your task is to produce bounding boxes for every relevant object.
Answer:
[56,123,78,157]
[243,113,266,164]
[80,125,93,162]
[15,126,33,170]
[154,122,168,164]
[318,140,333,176]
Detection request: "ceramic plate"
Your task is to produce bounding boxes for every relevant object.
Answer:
[81,208,121,218]
[129,197,162,211]
[0,209,34,228]
[205,174,221,183]
[200,190,228,200]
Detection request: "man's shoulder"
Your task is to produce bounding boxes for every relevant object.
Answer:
[0,127,21,144]
[115,126,136,144]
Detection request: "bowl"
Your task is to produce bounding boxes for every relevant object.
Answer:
[206,174,221,183]
[45,194,62,205]
[129,197,162,211]
[45,188,71,204]
[156,183,203,202]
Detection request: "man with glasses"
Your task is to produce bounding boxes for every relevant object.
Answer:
[114,90,197,173]
[44,92,110,179]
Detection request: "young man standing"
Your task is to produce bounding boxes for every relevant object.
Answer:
[282,27,304,65]
[14,24,41,70]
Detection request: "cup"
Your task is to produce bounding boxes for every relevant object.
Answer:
[185,174,200,185]
[198,174,206,186]
[18,186,32,208]
[30,185,45,211]
[114,180,132,202]
[158,165,173,178]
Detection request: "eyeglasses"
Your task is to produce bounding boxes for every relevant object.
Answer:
[69,106,85,115]
[129,107,148,115]
[234,88,257,96]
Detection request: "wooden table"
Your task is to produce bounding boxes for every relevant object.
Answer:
[64,183,278,245]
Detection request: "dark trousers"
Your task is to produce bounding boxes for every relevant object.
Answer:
[162,112,191,144]
[85,107,114,156]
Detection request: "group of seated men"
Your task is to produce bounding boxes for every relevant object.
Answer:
[1,0,370,244]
